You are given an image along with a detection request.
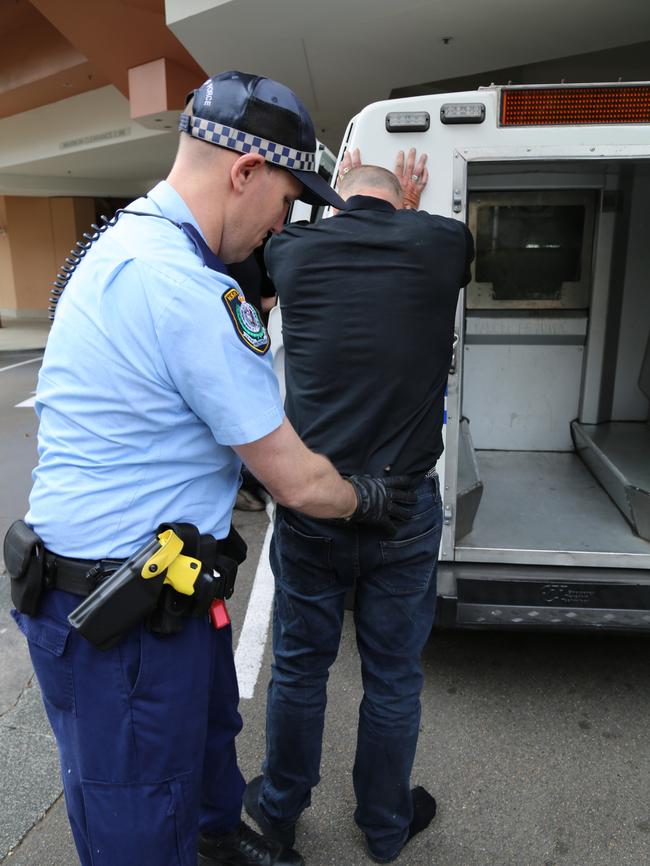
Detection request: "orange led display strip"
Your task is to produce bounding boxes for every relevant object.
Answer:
[500,85,650,126]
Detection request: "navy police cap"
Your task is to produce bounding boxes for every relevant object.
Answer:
[179,70,344,210]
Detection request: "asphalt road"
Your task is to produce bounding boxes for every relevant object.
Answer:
[1,351,650,866]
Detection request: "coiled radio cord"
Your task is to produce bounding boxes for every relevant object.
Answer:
[49,208,191,321]
[50,211,123,321]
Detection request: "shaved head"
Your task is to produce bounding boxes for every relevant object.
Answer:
[338,165,402,208]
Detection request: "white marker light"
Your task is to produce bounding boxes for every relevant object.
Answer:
[440,103,486,124]
[385,111,430,132]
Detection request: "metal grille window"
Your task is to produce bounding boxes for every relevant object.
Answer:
[467,191,595,309]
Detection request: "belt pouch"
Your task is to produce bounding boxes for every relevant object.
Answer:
[3,520,45,615]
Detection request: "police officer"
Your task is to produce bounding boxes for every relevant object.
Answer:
[243,148,474,862]
[7,74,415,866]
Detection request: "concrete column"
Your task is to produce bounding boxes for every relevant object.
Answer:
[0,195,95,320]
[128,57,201,130]
[0,197,17,315]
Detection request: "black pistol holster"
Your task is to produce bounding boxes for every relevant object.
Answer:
[68,523,247,650]
[3,520,45,616]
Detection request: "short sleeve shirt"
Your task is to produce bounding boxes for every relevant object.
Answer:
[27,181,284,557]
[266,195,474,478]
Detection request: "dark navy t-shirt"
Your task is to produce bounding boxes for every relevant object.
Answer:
[266,195,474,478]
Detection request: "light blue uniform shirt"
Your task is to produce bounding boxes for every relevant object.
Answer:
[27,181,284,558]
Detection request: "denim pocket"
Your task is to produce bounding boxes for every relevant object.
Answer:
[12,609,75,714]
[275,511,335,595]
[378,520,441,595]
[405,498,439,522]
[403,474,441,522]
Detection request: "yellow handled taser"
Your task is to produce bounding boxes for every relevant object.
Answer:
[69,529,202,651]
[143,528,202,595]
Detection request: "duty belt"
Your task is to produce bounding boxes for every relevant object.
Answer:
[42,550,215,617]
[43,551,123,597]
[42,522,245,605]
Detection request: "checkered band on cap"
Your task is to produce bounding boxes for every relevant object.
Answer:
[182,115,316,171]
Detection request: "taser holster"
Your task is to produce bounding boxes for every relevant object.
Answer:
[68,523,247,651]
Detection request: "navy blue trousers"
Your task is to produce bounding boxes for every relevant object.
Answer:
[12,589,244,866]
[259,475,441,861]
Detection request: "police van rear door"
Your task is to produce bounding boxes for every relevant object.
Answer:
[341,84,650,629]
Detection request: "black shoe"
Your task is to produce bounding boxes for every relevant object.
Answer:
[198,821,303,866]
[366,786,437,863]
[244,775,297,848]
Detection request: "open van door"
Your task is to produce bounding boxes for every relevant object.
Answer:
[340,83,650,631]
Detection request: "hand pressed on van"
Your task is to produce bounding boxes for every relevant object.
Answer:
[337,147,362,185]
[394,147,429,209]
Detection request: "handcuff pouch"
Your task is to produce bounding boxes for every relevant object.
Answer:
[3,520,45,616]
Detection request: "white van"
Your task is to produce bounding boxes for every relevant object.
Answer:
[285,83,650,631]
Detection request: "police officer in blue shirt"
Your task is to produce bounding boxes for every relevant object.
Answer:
[5,72,415,866]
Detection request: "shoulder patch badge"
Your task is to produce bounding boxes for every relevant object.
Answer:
[221,288,270,355]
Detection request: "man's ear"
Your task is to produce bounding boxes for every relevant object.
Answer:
[231,153,266,192]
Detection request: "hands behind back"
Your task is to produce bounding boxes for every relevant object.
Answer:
[346,474,417,536]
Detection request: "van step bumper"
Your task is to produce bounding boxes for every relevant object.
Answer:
[437,563,650,631]
[456,601,650,630]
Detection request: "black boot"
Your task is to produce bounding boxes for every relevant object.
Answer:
[198,821,303,866]
[367,786,437,863]
[243,775,297,848]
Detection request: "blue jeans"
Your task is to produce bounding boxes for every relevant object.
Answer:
[260,475,441,860]
[12,590,244,866]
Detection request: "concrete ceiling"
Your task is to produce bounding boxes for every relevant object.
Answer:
[0,0,203,197]
[0,82,184,197]
[1,0,649,197]
[0,134,179,187]
[0,0,204,119]
[167,0,650,149]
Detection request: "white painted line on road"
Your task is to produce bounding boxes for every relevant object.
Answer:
[15,392,36,408]
[0,355,43,373]
[235,512,276,700]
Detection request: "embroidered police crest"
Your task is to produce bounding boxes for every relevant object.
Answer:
[222,288,270,354]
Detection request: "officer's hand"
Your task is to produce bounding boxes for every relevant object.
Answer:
[347,474,417,535]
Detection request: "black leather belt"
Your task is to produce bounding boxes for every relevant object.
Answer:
[42,549,223,619]
[43,550,124,597]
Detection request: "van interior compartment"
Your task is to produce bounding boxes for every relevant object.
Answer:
[455,451,650,569]
[463,311,586,451]
[454,161,650,572]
